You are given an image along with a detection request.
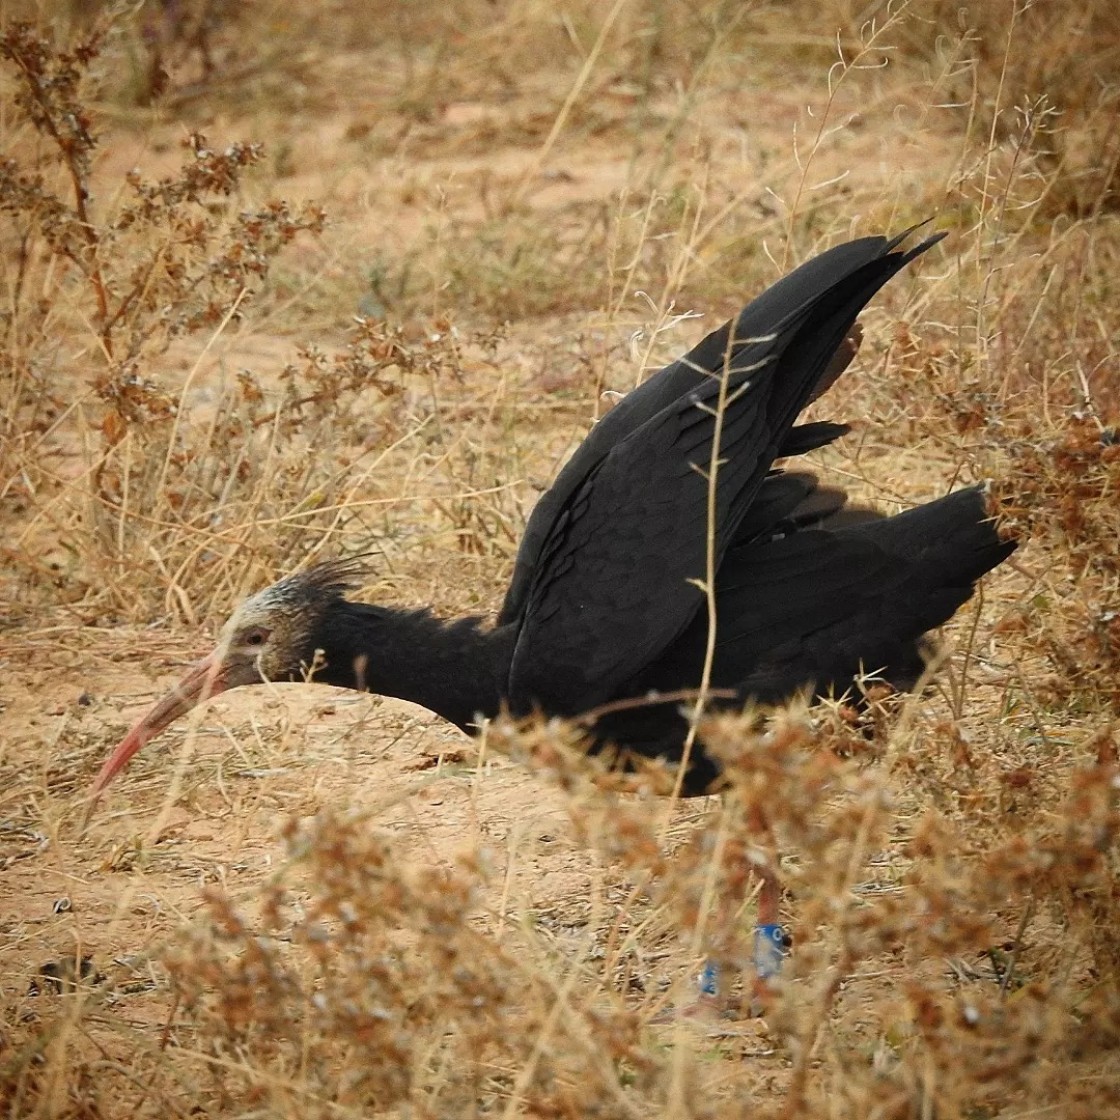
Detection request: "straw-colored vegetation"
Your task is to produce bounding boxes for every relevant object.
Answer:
[1,1,1118,1117]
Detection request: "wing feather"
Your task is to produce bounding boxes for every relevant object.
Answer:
[504,230,945,714]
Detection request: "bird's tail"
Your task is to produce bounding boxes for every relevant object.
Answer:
[697,483,1017,702]
[842,483,1017,593]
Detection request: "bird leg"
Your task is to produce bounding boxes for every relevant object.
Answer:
[690,852,788,1020]
[746,858,789,1016]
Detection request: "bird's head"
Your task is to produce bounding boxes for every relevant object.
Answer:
[88,557,368,799]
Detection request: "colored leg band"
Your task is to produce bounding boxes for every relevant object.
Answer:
[753,923,790,980]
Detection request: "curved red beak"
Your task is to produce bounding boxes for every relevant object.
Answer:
[89,651,228,799]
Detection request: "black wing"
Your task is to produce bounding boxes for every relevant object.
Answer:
[498,230,923,628]
[505,230,945,715]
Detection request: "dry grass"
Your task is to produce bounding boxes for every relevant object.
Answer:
[2,1,1119,1117]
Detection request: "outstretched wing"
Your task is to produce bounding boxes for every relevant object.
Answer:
[498,229,925,628]
[505,231,944,715]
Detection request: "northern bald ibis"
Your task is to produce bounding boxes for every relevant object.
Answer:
[90,228,1017,1004]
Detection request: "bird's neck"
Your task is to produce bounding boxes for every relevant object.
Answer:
[310,601,514,733]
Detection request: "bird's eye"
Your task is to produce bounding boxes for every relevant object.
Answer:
[244,628,269,647]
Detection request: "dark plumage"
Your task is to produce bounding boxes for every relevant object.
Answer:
[91,228,1017,799]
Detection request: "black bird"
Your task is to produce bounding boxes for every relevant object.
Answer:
[91,228,1017,801]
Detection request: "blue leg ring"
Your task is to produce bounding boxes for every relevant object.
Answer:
[753,923,790,980]
[698,959,719,996]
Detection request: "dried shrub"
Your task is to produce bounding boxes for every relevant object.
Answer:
[93,707,1110,1119]
[807,0,1120,217]
[167,808,651,1117]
